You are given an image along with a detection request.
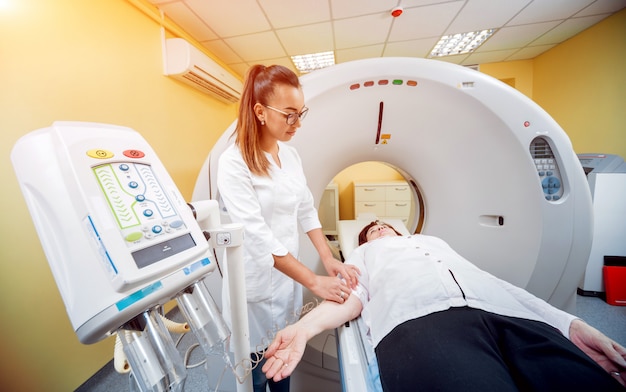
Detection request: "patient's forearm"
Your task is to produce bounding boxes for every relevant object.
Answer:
[298,295,362,339]
[262,295,363,382]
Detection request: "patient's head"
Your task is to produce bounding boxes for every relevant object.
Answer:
[358,221,403,245]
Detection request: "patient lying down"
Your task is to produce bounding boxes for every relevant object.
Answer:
[263,221,626,391]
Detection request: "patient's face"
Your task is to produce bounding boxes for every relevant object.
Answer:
[365,224,399,242]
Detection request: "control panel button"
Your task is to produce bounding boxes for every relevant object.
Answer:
[125,232,143,242]
[123,149,145,159]
[530,137,564,203]
[542,177,561,195]
[87,149,114,159]
[170,220,184,229]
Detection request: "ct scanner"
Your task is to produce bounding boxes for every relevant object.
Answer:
[193,57,594,390]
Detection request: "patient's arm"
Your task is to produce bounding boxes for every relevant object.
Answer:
[263,294,363,382]
[569,319,626,386]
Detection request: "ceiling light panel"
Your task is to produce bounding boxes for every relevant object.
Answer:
[291,51,335,73]
[430,29,496,57]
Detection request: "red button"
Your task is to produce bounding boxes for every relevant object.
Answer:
[123,149,145,158]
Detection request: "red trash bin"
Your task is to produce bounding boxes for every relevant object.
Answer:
[603,256,626,306]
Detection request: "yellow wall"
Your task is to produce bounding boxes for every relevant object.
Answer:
[480,59,534,99]
[533,9,626,158]
[0,0,237,390]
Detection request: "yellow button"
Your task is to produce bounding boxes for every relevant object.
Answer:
[87,149,114,159]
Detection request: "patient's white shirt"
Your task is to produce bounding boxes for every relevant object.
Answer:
[347,235,578,348]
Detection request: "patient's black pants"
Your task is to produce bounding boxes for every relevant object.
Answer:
[375,307,624,391]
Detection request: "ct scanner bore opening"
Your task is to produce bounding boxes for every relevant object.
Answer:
[319,161,426,239]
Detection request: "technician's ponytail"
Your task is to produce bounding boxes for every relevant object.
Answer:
[233,64,301,176]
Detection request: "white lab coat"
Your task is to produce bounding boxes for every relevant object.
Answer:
[217,141,322,350]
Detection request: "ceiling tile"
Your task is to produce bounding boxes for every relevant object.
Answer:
[335,45,385,63]
[478,21,560,52]
[334,13,392,49]
[185,0,270,37]
[383,38,439,58]
[445,0,531,34]
[532,14,609,46]
[575,0,626,16]
[389,2,465,41]
[259,0,330,28]
[509,0,596,25]
[224,31,286,62]
[275,22,334,55]
[331,0,395,19]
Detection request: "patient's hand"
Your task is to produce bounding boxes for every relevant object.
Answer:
[569,319,626,386]
[263,325,307,382]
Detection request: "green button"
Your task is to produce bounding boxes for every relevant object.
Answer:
[125,232,143,242]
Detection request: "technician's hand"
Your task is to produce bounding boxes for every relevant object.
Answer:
[321,256,360,290]
[311,275,351,304]
[263,325,306,382]
[569,319,626,386]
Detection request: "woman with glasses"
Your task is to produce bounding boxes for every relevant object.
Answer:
[217,64,360,392]
[262,221,626,391]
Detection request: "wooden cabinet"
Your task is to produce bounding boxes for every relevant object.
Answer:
[354,181,412,227]
[319,182,340,235]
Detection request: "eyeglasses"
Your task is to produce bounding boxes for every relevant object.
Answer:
[263,105,309,125]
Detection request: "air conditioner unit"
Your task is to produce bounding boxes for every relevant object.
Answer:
[164,38,242,104]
